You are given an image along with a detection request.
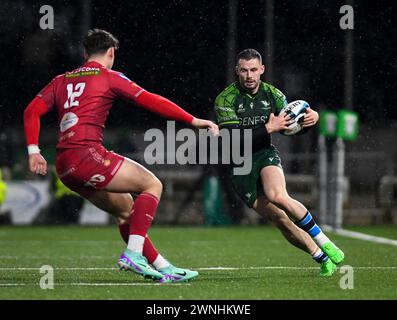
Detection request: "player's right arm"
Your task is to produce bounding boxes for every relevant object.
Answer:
[214,93,240,129]
[23,79,56,175]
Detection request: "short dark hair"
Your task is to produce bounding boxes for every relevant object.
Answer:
[236,48,262,64]
[83,28,119,56]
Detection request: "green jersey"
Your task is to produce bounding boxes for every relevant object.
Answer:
[214,81,287,131]
[214,81,288,207]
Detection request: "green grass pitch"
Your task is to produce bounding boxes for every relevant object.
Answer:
[0,226,396,299]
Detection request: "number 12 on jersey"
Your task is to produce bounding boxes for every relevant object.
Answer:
[64,82,86,109]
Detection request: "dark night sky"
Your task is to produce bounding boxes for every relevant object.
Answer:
[0,0,395,129]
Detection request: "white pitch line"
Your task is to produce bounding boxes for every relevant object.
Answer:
[0,282,190,287]
[0,240,121,245]
[322,225,397,247]
[197,266,397,270]
[0,256,114,260]
[0,266,396,271]
[0,267,116,270]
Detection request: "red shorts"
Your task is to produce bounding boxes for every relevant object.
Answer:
[55,144,125,198]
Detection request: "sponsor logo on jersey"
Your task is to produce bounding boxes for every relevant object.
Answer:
[60,112,78,132]
[237,103,246,113]
[261,100,270,109]
[89,147,105,164]
[241,115,267,126]
[65,67,100,78]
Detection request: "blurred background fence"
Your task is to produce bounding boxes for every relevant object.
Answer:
[0,0,396,226]
[1,122,397,226]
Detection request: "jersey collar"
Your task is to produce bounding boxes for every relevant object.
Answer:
[84,60,106,69]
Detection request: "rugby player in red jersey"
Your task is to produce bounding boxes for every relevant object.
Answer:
[24,29,218,283]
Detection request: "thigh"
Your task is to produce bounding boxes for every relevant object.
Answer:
[87,190,134,222]
[260,165,288,198]
[252,195,269,213]
[104,157,160,193]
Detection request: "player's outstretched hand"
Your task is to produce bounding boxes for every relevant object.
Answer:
[265,113,295,134]
[191,118,219,136]
[303,107,319,127]
[28,153,47,175]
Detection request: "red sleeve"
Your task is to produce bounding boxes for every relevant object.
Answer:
[36,77,57,108]
[134,91,194,124]
[108,71,194,124]
[24,79,56,146]
[23,96,51,146]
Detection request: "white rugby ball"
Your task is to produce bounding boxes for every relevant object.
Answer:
[279,100,310,136]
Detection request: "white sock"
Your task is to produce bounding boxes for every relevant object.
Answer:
[127,234,145,253]
[152,254,170,270]
[313,232,330,247]
[311,248,324,259]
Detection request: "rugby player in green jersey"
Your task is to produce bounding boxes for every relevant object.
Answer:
[214,49,344,277]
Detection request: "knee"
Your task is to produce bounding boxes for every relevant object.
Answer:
[146,176,163,199]
[267,192,289,209]
[154,177,163,196]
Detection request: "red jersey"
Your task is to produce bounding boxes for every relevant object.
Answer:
[37,61,145,149]
[28,61,194,150]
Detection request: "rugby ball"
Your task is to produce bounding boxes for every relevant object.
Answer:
[279,100,309,136]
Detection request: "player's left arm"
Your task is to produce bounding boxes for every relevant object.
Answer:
[23,79,56,175]
[108,72,218,134]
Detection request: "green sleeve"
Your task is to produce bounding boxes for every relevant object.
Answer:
[270,85,288,115]
[214,93,239,127]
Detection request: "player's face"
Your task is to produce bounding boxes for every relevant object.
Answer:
[236,58,265,94]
